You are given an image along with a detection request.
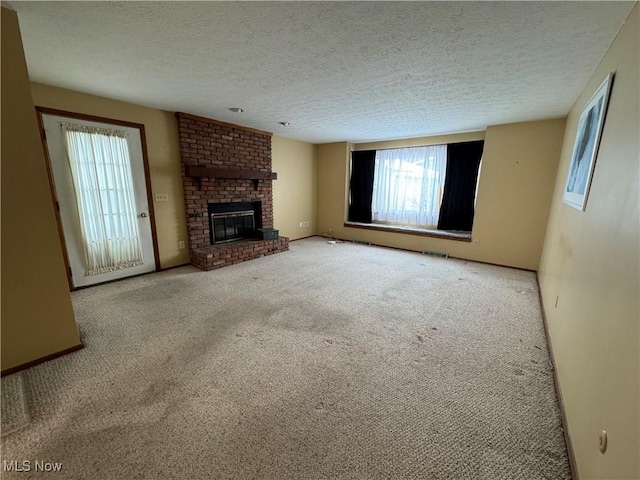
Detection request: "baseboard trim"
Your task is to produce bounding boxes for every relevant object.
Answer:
[289,235,317,242]
[313,235,536,273]
[535,274,579,480]
[1,343,84,377]
[160,262,192,271]
[448,256,536,273]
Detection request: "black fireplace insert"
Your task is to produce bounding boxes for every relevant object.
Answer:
[208,201,262,244]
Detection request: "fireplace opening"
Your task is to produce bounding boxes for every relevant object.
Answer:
[212,210,254,243]
[208,201,262,244]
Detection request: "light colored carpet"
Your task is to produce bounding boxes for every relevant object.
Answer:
[1,237,570,479]
[1,374,29,437]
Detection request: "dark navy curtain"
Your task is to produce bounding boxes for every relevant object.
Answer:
[437,141,484,231]
[348,150,376,223]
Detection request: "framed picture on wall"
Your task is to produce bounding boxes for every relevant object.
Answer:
[563,72,615,211]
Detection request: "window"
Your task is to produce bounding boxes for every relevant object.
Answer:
[62,123,144,275]
[348,141,484,233]
[372,145,447,228]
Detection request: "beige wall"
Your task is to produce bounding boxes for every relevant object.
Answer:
[30,83,190,268]
[317,121,564,270]
[356,131,485,151]
[1,8,81,370]
[538,5,639,479]
[316,142,352,236]
[272,136,316,239]
[475,119,566,269]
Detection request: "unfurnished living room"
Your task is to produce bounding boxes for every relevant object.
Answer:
[1,2,638,479]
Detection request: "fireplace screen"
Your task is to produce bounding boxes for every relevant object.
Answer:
[211,210,255,243]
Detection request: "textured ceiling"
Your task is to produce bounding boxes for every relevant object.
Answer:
[11,1,636,144]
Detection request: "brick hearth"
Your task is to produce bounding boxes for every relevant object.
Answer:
[190,237,290,271]
[176,112,289,270]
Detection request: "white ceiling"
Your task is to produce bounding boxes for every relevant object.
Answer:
[10,1,636,144]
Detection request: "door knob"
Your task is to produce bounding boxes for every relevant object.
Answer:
[140,212,148,218]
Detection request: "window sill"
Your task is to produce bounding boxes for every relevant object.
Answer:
[343,221,472,242]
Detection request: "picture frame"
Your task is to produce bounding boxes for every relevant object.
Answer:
[563,72,615,211]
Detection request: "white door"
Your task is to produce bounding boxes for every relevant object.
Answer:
[42,113,157,288]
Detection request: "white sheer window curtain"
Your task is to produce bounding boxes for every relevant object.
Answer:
[372,145,447,228]
[62,123,143,276]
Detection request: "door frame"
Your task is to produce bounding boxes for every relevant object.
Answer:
[35,106,161,290]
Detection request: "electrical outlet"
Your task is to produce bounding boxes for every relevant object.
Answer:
[155,193,169,202]
[329,227,334,234]
[473,239,480,247]
[178,241,185,249]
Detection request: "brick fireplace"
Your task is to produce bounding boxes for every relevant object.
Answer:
[176,112,288,271]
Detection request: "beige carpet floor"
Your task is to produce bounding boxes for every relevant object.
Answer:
[1,374,29,438]
[1,237,570,479]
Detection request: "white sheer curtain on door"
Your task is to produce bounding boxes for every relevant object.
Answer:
[62,123,143,276]
[372,145,447,228]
